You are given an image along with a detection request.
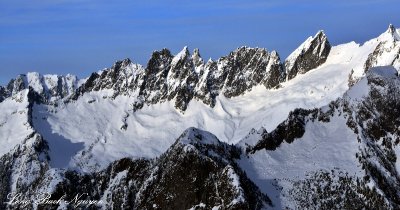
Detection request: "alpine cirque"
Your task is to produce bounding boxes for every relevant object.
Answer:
[1,25,400,209]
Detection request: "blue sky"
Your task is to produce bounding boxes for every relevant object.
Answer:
[1,0,400,85]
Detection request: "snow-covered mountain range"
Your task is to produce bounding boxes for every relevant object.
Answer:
[1,24,400,209]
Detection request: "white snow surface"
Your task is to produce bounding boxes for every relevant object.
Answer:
[1,26,400,209]
[284,30,328,76]
[285,35,314,71]
[1,27,399,174]
[224,165,245,206]
[171,46,189,68]
[0,90,34,156]
[28,29,397,171]
[25,72,78,98]
[237,113,363,208]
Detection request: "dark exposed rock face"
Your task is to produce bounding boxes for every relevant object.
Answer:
[364,25,400,73]
[246,108,317,153]
[2,128,271,210]
[246,66,400,208]
[8,75,26,95]
[0,88,51,210]
[289,170,389,209]
[245,101,345,153]
[73,58,144,100]
[131,128,271,210]
[285,30,331,80]
[245,97,343,153]
[0,86,6,103]
[193,47,285,107]
[0,133,50,210]
[352,67,400,208]
[3,73,78,104]
[2,28,400,209]
[213,47,284,98]
[142,47,199,111]
[72,46,286,112]
[2,30,331,112]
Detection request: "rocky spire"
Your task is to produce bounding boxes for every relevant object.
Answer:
[285,30,331,80]
[364,24,400,72]
[388,24,396,33]
[2,30,335,112]
[166,46,198,111]
[387,24,400,41]
[192,48,204,67]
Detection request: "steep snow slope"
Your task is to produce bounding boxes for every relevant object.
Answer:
[0,90,34,156]
[32,31,384,171]
[2,25,398,173]
[1,127,272,210]
[237,66,400,208]
[285,30,331,80]
[237,107,363,208]
[1,26,400,209]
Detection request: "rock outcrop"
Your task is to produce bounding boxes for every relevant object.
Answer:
[246,66,400,208]
[285,30,331,80]
[1,128,272,210]
[1,30,333,112]
[364,24,400,72]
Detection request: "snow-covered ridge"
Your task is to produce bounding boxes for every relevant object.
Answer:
[0,24,398,171]
[386,24,400,41]
[1,25,399,109]
[238,65,400,208]
[2,24,400,209]
[1,72,81,103]
[284,30,331,80]
[13,25,393,172]
[70,45,286,112]
[0,28,331,112]
[362,24,400,76]
[0,90,34,156]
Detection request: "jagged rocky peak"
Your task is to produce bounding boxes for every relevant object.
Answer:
[145,127,272,209]
[388,24,396,33]
[166,47,199,111]
[0,131,51,210]
[72,45,287,111]
[76,47,201,111]
[285,30,331,80]
[6,74,26,95]
[175,127,226,149]
[98,58,144,88]
[364,24,400,72]
[2,72,78,103]
[169,46,196,77]
[375,24,400,43]
[109,58,134,72]
[138,48,174,101]
[147,48,174,73]
[192,48,204,68]
[386,24,400,41]
[171,46,190,66]
[74,58,145,99]
[143,48,173,92]
[2,127,271,209]
[215,46,285,98]
[244,65,400,208]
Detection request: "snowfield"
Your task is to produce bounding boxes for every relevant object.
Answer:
[0,90,33,156]
[31,30,384,171]
[1,25,400,209]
